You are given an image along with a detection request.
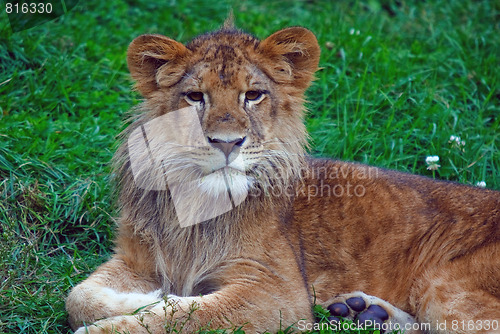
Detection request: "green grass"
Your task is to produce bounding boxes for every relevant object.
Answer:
[0,0,498,333]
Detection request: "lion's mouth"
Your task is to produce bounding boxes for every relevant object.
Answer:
[210,165,245,175]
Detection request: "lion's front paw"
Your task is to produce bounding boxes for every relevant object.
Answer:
[324,291,421,334]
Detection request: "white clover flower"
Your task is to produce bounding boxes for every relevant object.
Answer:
[449,135,466,150]
[425,155,439,164]
[425,155,440,170]
[349,28,360,35]
[476,181,486,188]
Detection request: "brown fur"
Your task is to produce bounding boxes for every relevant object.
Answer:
[66,25,500,334]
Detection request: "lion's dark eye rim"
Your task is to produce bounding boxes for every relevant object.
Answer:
[245,90,264,101]
[186,91,204,102]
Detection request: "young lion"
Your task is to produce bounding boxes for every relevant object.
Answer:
[66,24,500,334]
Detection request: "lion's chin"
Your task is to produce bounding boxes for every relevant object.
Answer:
[167,167,251,227]
[198,167,250,199]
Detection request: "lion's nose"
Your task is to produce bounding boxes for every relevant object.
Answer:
[208,136,246,160]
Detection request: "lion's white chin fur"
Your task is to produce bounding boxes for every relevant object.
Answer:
[198,167,250,198]
[168,167,250,227]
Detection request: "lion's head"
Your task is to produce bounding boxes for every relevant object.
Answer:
[117,26,320,228]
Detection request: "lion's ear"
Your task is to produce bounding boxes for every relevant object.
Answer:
[258,27,320,89]
[127,34,190,97]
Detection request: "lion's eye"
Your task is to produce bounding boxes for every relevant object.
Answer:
[186,92,204,103]
[245,91,263,101]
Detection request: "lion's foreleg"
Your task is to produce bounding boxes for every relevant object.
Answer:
[71,268,313,334]
[66,255,162,330]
